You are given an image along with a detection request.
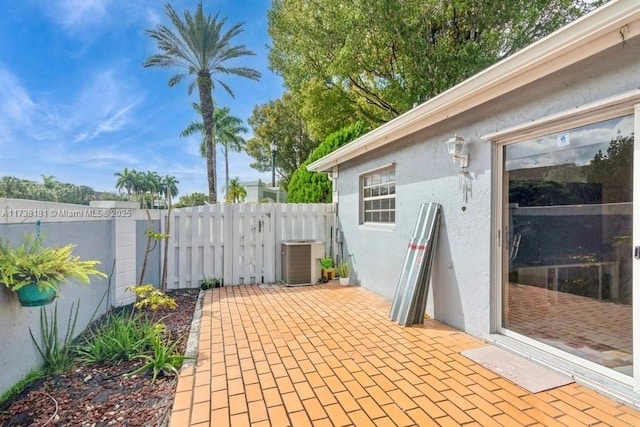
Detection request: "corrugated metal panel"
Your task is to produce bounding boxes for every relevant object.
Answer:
[389,203,442,326]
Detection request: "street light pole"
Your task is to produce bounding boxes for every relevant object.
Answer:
[270,142,277,188]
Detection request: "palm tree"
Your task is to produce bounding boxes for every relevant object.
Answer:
[144,2,260,203]
[181,103,248,193]
[225,177,246,203]
[114,168,137,197]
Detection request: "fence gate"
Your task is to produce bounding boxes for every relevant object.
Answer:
[162,203,336,289]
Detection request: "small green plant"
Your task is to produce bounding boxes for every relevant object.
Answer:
[128,284,177,311]
[75,313,158,364]
[200,276,222,290]
[125,329,190,383]
[29,301,80,374]
[320,258,333,269]
[337,261,350,277]
[0,233,106,293]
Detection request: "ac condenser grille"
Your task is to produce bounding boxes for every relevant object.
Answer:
[282,243,312,284]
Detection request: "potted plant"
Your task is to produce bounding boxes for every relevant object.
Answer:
[0,233,106,307]
[200,276,222,290]
[320,257,335,281]
[337,261,350,286]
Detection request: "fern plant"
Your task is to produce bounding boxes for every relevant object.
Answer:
[0,233,106,293]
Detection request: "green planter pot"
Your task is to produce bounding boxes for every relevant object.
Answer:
[16,283,57,307]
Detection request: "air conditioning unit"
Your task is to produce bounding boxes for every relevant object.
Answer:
[281,240,324,285]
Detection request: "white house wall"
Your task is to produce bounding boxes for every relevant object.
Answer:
[335,35,640,338]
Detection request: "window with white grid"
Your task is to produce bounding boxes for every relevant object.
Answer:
[360,166,395,224]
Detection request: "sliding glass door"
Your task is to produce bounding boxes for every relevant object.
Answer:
[502,115,634,377]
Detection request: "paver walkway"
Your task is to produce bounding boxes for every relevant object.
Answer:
[169,284,640,426]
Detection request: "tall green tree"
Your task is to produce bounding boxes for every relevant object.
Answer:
[145,2,260,203]
[268,0,594,138]
[245,93,318,189]
[180,103,248,194]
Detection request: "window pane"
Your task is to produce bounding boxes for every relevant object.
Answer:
[361,167,396,224]
[503,115,633,375]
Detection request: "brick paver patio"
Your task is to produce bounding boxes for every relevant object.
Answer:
[169,284,640,426]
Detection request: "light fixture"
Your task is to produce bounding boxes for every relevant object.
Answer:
[270,142,277,188]
[445,134,471,203]
[445,134,469,171]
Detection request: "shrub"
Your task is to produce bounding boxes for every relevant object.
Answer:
[128,284,177,311]
[288,122,370,202]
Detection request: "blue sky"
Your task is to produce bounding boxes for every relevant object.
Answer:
[0,0,283,198]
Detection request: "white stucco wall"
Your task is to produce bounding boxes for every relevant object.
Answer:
[336,36,640,338]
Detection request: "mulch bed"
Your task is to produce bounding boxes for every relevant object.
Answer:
[0,289,200,427]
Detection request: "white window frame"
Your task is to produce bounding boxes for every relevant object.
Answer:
[359,164,396,228]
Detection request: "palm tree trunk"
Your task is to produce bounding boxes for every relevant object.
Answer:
[198,72,217,203]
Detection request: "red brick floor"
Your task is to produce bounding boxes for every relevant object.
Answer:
[506,283,632,370]
[170,284,640,426]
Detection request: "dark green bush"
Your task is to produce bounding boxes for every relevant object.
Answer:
[287,122,370,203]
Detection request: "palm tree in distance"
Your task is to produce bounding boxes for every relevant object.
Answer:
[144,2,260,203]
[114,168,136,197]
[181,103,248,194]
[225,177,247,203]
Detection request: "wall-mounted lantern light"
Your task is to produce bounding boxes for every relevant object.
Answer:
[445,134,469,171]
[445,134,471,203]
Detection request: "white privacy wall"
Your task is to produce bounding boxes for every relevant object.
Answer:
[335,37,640,338]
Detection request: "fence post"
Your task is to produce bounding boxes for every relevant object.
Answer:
[106,202,140,306]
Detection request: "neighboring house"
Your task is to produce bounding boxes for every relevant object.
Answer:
[308,0,640,403]
[244,181,287,203]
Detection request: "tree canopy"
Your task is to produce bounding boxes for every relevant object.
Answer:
[0,176,122,205]
[288,122,370,203]
[268,0,595,139]
[246,92,319,189]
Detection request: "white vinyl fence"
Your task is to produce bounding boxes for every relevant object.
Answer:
[162,203,336,288]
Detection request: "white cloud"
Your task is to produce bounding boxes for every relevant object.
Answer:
[0,68,59,144]
[74,104,135,143]
[68,69,140,143]
[51,0,109,31]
